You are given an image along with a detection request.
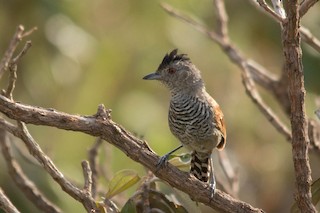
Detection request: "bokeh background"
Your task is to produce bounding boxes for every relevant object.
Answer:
[0,0,320,212]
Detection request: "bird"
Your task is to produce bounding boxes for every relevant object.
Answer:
[143,49,226,195]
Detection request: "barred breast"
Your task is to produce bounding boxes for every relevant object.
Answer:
[168,93,216,152]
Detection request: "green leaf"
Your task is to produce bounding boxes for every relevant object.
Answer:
[168,153,191,170]
[122,189,188,213]
[121,199,138,213]
[148,190,188,213]
[106,169,141,199]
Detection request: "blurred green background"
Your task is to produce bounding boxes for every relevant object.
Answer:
[0,0,320,212]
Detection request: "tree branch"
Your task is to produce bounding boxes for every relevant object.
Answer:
[0,187,20,213]
[299,0,319,17]
[0,26,36,79]
[282,0,316,211]
[0,117,99,212]
[0,95,263,212]
[0,129,62,213]
[256,0,285,22]
[88,137,103,198]
[250,0,320,53]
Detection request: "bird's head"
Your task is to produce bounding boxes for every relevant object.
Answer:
[143,49,204,94]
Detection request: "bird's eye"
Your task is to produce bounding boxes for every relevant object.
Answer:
[168,68,176,74]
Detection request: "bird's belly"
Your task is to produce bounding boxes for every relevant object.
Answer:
[168,111,217,153]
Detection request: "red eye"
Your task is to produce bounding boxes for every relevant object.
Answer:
[168,68,176,74]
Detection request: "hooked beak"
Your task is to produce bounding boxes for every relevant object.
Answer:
[143,72,161,80]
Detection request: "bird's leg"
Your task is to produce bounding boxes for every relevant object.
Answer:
[209,155,216,198]
[156,145,183,170]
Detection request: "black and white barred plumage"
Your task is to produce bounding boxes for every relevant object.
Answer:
[143,49,226,192]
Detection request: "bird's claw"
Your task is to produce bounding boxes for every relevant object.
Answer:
[209,181,216,198]
[156,154,170,171]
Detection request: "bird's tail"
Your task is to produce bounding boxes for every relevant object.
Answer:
[190,152,210,182]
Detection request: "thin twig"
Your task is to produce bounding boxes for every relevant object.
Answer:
[250,0,320,53]
[5,63,17,100]
[308,119,320,151]
[300,26,320,53]
[299,0,319,17]
[0,26,35,79]
[20,27,37,39]
[0,129,61,213]
[256,0,285,23]
[240,62,292,140]
[218,151,239,198]
[161,3,278,91]
[11,41,32,64]
[82,161,93,196]
[213,0,229,41]
[88,137,103,198]
[0,25,24,77]
[0,187,20,213]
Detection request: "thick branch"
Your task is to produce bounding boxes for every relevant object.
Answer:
[282,1,316,212]
[0,96,263,212]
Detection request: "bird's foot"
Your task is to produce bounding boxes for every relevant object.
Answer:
[156,154,170,170]
[209,181,216,198]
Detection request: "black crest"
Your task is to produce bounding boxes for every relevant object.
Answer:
[157,49,190,70]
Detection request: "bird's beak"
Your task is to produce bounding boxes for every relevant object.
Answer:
[143,72,161,80]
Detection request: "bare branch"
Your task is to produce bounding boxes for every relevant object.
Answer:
[0,25,24,77]
[300,26,320,53]
[0,129,61,213]
[218,151,239,198]
[240,62,292,140]
[20,27,37,39]
[88,137,103,198]
[82,161,93,197]
[255,0,285,23]
[250,0,320,53]
[282,0,316,211]
[0,26,35,79]
[11,41,32,64]
[299,0,319,17]
[213,0,229,41]
[161,3,278,91]
[308,119,320,151]
[0,187,20,213]
[0,118,99,212]
[4,63,17,100]
[0,96,263,212]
